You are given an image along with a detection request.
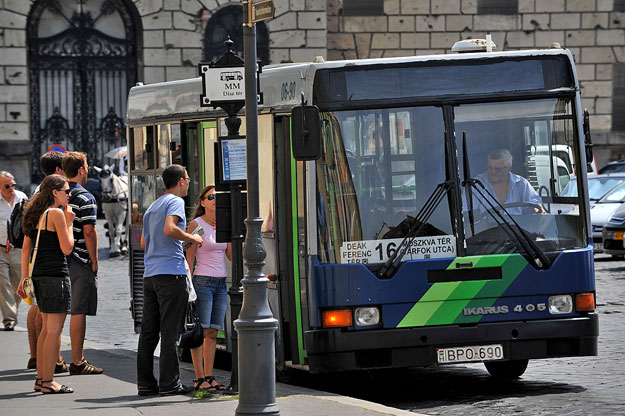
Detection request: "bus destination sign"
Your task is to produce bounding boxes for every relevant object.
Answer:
[339,236,456,264]
[199,65,245,106]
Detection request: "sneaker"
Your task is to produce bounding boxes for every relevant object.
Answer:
[69,359,103,375]
[159,384,192,396]
[54,360,69,374]
[27,357,37,369]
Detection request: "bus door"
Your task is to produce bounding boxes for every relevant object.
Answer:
[274,115,308,369]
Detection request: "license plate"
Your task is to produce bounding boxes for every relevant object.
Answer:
[613,232,624,240]
[437,344,504,363]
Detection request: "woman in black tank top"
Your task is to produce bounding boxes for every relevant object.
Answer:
[17,174,75,394]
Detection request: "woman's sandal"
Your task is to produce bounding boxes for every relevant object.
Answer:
[193,377,209,391]
[33,378,42,392]
[205,375,230,393]
[40,380,73,394]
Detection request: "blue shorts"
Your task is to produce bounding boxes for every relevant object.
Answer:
[192,275,227,330]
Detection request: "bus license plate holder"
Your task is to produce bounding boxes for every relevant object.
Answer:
[613,232,624,240]
[437,344,504,363]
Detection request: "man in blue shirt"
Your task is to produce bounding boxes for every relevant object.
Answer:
[472,149,544,215]
[137,164,203,396]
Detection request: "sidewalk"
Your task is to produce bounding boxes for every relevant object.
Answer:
[0,327,421,416]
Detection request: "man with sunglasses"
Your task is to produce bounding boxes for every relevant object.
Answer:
[470,149,544,215]
[137,164,203,396]
[0,171,28,331]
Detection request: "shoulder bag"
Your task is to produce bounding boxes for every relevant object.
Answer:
[22,209,50,305]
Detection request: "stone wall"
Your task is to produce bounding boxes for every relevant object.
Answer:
[0,0,326,186]
[139,0,327,84]
[327,0,625,165]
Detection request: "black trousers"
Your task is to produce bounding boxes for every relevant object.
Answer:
[137,274,187,393]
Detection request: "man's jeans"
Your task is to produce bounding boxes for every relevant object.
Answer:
[137,274,187,393]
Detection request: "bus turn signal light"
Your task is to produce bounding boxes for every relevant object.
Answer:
[321,309,353,328]
[575,293,595,312]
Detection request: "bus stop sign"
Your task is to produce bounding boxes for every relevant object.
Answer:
[199,66,246,106]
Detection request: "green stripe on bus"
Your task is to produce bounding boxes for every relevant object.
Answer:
[397,254,528,327]
[290,120,306,363]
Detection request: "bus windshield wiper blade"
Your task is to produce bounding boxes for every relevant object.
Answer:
[377,180,452,279]
[468,179,552,269]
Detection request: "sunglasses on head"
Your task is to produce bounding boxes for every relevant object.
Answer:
[4,183,16,189]
[204,194,216,201]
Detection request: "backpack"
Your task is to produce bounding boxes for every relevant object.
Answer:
[7,199,27,249]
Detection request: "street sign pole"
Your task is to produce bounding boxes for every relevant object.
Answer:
[235,0,279,415]
[198,38,246,394]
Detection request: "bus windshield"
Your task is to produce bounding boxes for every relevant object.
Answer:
[316,98,586,265]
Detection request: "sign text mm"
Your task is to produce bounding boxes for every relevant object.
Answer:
[252,0,275,23]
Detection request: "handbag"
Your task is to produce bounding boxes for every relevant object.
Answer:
[178,302,204,349]
[22,210,49,306]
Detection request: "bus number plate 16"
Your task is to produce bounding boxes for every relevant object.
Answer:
[437,344,504,363]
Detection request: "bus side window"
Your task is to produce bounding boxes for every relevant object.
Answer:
[131,126,155,170]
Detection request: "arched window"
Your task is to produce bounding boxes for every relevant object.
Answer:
[204,5,270,65]
[27,0,140,181]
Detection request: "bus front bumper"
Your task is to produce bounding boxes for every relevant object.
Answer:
[304,314,598,373]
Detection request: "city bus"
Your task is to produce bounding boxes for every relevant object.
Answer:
[125,43,598,379]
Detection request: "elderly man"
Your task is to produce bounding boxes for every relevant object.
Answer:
[472,149,544,215]
[0,171,28,331]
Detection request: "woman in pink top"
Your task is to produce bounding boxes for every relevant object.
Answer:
[186,185,232,392]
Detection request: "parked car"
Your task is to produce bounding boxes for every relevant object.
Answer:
[590,182,625,252]
[560,174,625,202]
[599,159,625,174]
[602,202,625,258]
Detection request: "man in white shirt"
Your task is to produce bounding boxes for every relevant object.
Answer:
[0,171,28,331]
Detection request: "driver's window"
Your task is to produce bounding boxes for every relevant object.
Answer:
[455,98,584,254]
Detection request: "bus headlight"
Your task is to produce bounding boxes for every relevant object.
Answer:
[354,307,380,327]
[548,295,573,314]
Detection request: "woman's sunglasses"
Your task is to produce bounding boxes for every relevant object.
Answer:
[203,194,216,201]
[57,188,71,195]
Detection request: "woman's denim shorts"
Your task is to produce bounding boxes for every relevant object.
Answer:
[33,276,71,314]
[192,275,227,330]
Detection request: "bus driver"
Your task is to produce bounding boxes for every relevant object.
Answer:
[470,149,545,215]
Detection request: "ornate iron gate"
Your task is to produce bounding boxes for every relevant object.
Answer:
[28,0,138,181]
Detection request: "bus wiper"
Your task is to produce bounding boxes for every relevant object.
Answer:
[460,133,550,270]
[377,180,452,279]
[465,179,552,270]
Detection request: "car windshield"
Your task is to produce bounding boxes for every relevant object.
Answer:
[600,183,625,203]
[562,177,625,200]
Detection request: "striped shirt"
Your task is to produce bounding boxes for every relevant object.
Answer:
[68,182,97,264]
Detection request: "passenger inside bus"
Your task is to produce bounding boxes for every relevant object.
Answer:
[467,149,545,215]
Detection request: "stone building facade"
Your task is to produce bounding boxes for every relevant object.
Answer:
[327,0,625,167]
[1,0,624,186]
[0,0,327,187]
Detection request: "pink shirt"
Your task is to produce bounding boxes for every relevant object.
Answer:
[192,217,228,277]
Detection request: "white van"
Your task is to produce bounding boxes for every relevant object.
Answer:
[530,154,571,196]
[535,144,597,177]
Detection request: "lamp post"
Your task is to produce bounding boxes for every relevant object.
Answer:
[234,0,279,414]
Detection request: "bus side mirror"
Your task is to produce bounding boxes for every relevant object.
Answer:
[583,109,594,165]
[292,103,321,161]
